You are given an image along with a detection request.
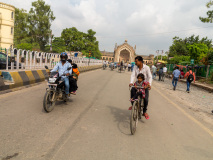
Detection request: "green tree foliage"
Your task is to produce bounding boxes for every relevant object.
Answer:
[168,55,190,64]
[28,0,55,50]
[14,8,30,47]
[169,35,212,64]
[14,0,55,51]
[51,37,66,53]
[188,43,209,63]
[200,0,213,23]
[61,27,85,51]
[61,28,101,59]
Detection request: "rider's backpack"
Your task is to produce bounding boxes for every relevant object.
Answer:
[187,71,194,82]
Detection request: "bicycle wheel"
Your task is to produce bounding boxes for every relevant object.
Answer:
[130,101,138,135]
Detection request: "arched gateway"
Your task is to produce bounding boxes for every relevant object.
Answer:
[114,40,136,63]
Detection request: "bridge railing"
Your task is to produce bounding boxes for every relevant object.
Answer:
[4,49,103,70]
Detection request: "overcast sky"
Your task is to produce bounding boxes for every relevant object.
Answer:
[4,0,213,55]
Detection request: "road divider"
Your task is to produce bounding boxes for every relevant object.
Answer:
[0,65,102,92]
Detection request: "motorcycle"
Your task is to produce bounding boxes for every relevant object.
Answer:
[43,66,72,113]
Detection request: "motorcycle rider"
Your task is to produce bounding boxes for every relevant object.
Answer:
[51,52,72,98]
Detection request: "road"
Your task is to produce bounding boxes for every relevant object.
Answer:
[0,68,213,160]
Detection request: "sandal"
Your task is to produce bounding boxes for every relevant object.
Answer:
[143,113,149,120]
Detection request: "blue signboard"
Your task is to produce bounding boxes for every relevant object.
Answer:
[74,52,78,57]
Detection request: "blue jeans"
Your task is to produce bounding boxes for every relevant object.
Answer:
[62,77,69,95]
[172,77,178,88]
[152,72,156,79]
[187,81,191,91]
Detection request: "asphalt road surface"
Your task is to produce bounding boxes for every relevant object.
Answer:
[0,68,213,160]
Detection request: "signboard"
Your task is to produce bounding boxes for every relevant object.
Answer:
[190,59,194,64]
[74,53,78,57]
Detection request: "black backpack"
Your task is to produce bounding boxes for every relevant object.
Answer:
[187,71,194,82]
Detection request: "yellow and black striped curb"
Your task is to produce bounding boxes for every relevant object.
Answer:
[0,65,102,93]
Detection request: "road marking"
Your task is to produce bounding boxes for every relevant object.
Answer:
[152,85,213,138]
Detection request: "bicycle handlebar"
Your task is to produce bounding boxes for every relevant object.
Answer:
[129,86,144,89]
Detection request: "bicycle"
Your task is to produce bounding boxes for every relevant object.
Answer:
[129,86,144,135]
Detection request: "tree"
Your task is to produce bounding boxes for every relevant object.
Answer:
[28,0,55,50]
[82,29,102,59]
[169,37,188,57]
[200,0,213,23]
[51,37,66,53]
[168,55,190,64]
[14,8,30,47]
[61,27,85,51]
[60,28,101,59]
[187,43,209,63]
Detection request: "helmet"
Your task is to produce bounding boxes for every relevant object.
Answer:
[60,52,68,62]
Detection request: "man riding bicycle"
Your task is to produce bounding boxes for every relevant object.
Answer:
[51,52,72,99]
[129,56,152,119]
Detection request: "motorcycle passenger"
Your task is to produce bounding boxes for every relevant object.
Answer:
[67,59,79,95]
[51,52,72,98]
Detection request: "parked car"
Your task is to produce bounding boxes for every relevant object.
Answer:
[0,52,21,69]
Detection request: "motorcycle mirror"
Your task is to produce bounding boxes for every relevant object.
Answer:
[67,67,72,70]
[45,66,49,69]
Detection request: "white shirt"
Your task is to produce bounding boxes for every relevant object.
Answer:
[130,64,152,85]
[163,67,167,73]
[128,64,131,67]
[103,62,107,65]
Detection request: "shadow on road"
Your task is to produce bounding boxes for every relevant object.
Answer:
[107,105,132,136]
[41,99,74,113]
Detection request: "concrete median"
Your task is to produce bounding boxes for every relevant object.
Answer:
[0,65,102,92]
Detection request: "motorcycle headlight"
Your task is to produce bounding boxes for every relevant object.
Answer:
[49,78,57,83]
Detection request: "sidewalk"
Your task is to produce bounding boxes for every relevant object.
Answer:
[179,79,213,92]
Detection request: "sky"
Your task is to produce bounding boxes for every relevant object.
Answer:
[3,0,213,56]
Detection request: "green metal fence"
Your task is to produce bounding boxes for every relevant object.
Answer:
[166,64,213,78]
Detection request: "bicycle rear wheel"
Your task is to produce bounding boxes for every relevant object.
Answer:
[130,101,138,135]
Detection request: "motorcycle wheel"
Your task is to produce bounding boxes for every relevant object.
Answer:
[43,91,55,113]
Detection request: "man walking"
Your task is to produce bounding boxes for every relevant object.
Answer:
[172,67,181,90]
[163,65,167,80]
[158,67,163,81]
[151,65,157,79]
[184,67,195,93]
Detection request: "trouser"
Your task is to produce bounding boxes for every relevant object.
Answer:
[152,72,156,79]
[131,88,149,113]
[62,77,69,95]
[159,73,162,81]
[69,76,78,92]
[172,77,178,88]
[187,81,191,91]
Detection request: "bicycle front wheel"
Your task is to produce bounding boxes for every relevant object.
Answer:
[130,101,138,135]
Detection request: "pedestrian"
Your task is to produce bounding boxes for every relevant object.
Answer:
[152,65,157,79]
[180,70,185,79]
[184,67,195,93]
[163,65,167,76]
[172,66,181,90]
[158,67,163,81]
[131,63,134,72]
